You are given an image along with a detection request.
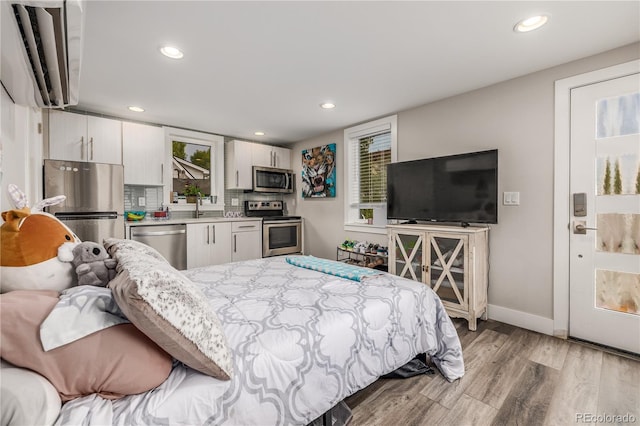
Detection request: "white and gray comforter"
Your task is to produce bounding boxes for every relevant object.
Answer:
[56,256,464,426]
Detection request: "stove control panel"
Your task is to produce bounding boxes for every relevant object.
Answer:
[245,200,283,212]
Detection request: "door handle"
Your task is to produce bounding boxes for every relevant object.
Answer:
[574,220,597,234]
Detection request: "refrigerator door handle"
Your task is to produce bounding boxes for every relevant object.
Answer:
[54,212,119,220]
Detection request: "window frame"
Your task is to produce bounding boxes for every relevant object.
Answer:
[343,115,397,234]
[163,126,225,211]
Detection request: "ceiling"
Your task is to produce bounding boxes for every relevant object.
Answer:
[75,1,640,144]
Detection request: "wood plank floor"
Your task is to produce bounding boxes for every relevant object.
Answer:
[345,319,640,426]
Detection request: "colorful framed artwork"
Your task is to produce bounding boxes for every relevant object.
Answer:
[301,143,336,198]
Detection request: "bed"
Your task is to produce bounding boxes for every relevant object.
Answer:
[1,240,464,426]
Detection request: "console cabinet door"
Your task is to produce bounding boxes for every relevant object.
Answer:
[122,122,164,185]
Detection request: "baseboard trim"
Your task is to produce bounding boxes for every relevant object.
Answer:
[487,304,554,336]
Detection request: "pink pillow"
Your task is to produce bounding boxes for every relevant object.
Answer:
[0,290,172,402]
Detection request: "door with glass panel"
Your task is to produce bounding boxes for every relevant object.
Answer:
[569,73,640,354]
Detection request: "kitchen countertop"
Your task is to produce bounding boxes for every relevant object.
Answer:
[125,217,262,227]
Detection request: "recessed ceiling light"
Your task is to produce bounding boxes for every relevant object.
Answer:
[128,106,144,112]
[514,15,549,33]
[320,102,335,109]
[160,46,184,59]
[254,131,265,136]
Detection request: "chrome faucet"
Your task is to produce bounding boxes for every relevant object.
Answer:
[195,194,205,218]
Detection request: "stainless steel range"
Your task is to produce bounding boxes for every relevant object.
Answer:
[245,200,302,257]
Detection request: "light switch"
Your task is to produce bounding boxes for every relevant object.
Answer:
[503,192,520,206]
[138,196,146,206]
[231,198,239,206]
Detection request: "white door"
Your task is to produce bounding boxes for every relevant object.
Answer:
[569,73,640,354]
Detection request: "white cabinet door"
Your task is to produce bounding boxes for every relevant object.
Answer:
[48,110,86,161]
[87,116,122,164]
[232,221,262,261]
[225,140,253,189]
[272,146,291,169]
[123,122,164,185]
[251,143,272,168]
[187,222,232,268]
[252,144,291,169]
[186,223,211,269]
[209,222,232,265]
[48,111,122,164]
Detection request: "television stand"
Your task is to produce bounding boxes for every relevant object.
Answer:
[387,223,489,330]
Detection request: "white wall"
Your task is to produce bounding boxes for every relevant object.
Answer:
[289,42,640,329]
[1,88,43,212]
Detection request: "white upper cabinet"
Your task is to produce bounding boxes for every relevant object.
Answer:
[225,140,254,190]
[48,110,122,164]
[253,144,291,169]
[122,122,164,185]
[226,140,292,190]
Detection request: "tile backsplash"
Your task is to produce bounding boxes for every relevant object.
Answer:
[124,185,163,211]
[125,184,292,217]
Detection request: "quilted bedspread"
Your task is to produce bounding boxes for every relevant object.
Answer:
[55,256,464,426]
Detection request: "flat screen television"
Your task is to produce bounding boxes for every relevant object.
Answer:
[386,149,498,225]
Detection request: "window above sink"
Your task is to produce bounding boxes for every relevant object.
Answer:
[163,127,224,211]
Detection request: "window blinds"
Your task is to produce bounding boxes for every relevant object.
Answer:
[348,131,392,207]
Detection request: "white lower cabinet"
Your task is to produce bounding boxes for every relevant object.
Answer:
[232,221,262,262]
[186,222,232,268]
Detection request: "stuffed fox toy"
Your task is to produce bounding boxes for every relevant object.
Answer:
[0,185,80,293]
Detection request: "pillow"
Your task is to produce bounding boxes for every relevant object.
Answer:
[0,290,172,402]
[106,238,233,380]
[40,285,129,351]
[0,360,61,426]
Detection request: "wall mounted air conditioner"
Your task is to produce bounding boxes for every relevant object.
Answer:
[1,0,84,108]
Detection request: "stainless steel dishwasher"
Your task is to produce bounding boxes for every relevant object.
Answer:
[130,224,187,270]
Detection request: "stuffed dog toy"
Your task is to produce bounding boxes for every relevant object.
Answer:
[71,241,117,287]
[0,185,80,293]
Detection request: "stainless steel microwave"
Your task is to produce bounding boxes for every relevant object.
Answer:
[252,166,294,193]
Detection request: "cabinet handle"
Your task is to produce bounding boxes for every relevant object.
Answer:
[236,170,239,187]
[206,225,210,245]
[234,234,237,252]
[271,151,275,167]
[160,163,164,183]
[212,225,216,244]
[89,137,94,160]
[80,136,84,159]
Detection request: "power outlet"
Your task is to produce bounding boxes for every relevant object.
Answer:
[138,196,146,206]
[231,198,239,206]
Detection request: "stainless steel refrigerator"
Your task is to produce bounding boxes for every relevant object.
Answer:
[44,159,125,243]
